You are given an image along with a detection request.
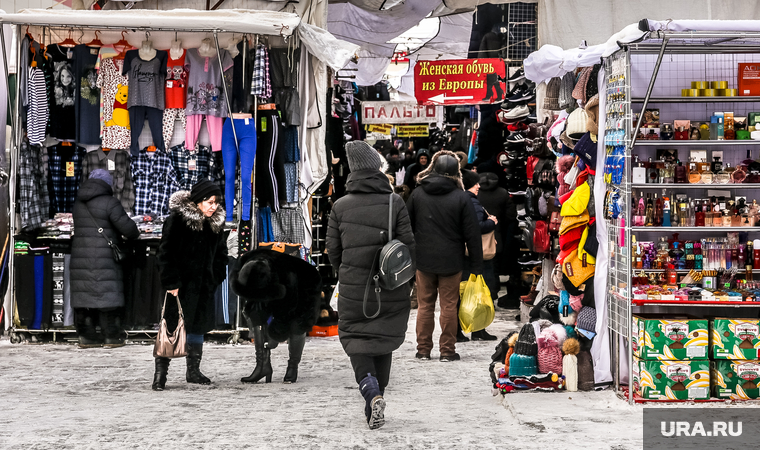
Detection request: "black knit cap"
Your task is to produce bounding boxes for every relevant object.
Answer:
[514,322,538,356]
[462,169,480,190]
[190,180,222,204]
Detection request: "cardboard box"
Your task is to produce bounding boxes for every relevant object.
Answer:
[739,63,760,96]
[308,324,338,337]
[633,357,710,400]
[711,318,760,360]
[633,315,708,360]
[711,359,760,400]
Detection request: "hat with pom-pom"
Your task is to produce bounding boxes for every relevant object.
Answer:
[537,329,563,375]
[562,337,581,392]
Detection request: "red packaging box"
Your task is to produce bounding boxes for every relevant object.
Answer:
[738,63,760,96]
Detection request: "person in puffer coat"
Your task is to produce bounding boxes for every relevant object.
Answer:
[327,140,416,430]
[154,180,228,391]
[71,169,139,349]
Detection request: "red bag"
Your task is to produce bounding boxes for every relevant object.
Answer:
[526,156,538,185]
[549,212,561,233]
[533,220,550,254]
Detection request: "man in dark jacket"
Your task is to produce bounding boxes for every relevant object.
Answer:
[403,148,430,190]
[71,170,140,348]
[327,140,416,430]
[407,150,483,362]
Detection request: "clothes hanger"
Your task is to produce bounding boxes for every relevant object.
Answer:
[113,30,131,60]
[58,29,77,48]
[86,30,103,48]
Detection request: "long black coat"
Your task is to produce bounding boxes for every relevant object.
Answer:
[156,191,227,335]
[477,172,511,252]
[230,249,322,342]
[406,173,483,275]
[70,179,140,309]
[327,170,416,356]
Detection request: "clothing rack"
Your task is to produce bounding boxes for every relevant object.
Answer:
[0,14,304,342]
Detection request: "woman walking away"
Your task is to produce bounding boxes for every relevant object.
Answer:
[71,169,139,348]
[458,169,498,341]
[327,140,416,430]
[154,180,227,390]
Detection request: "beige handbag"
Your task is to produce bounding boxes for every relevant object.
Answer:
[466,208,498,261]
[153,293,187,358]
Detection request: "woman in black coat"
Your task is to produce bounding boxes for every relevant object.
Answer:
[71,170,139,348]
[154,180,227,391]
[327,141,416,430]
[458,169,498,342]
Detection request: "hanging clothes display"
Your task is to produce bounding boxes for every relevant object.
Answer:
[96,56,131,149]
[168,142,213,190]
[269,47,301,126]
[81,148,135,214]
[18,139,51,231]
[232,39,255,113]
[47,143,86,214]
[251,44,271,99]
[123,49,168,155]
[163,49,189,146]
[27,67,49,146]
[185,48,234,152]
[47,44,76,141]
[131,148,180,216]
[221,118,256,221]
[73,44,101,145]
[255,109,286,211]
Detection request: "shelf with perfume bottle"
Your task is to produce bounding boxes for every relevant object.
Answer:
[632,183,760,189]
[632,299,760,307]
[632,97,760,103]
[635,140,759,146]
[634,269,749,273]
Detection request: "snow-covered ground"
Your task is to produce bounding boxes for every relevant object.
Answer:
[0,307,644,449]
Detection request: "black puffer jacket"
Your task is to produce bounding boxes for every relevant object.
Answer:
[156,191,228,335]
[70,179,140,309]
[327,169,416,356]
[478,172,514,252]
[407,173,483,275]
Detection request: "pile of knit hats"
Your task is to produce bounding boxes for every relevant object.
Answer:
[509,322,539,377]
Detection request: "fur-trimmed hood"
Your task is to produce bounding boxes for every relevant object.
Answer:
[415,150,465,191]
[169,190,225,233]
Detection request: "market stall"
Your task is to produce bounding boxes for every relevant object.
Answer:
[526,19,760,403]
[0,8,358,342]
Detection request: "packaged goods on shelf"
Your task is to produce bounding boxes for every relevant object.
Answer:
[633,357,710,400]
[711,318,760,360]
[711,359,760,399]
[633,315,708,360]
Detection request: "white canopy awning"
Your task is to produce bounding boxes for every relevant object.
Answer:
[0,8,301,35]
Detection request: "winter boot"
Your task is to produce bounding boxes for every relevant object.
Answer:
[152,357,171,391]
[471,329,498,341]
[283,333,306,384]
[456,320,470,343]
[75,309,102,349]
[241,326,273,383]
[100,309,125,348]
[185,343,211,385]
[359,374,385,430]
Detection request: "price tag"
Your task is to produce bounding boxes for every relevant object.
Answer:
[166,80,174,88]
[245,118,249,125]
[261,117,267,132]
[66,162,75,177]
[107,159,115,171]
[188,159,197,171]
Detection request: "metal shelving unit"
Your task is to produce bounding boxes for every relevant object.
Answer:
[604,30,760,404]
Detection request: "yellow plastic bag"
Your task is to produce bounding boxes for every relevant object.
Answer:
[458,274,495,333]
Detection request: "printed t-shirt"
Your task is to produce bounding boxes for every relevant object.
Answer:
[165,50,188,109]
[185,48,234,118]
[122,49,168,109]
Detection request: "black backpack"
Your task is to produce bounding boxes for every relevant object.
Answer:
[364,193,414,318]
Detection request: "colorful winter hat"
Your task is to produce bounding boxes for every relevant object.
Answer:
[514,322,538,356]
[537,329,564,375]
[576,306,597,339]
[578,225,597,265]
[559,209,589,235]
[559,291,577,326]
[562,250,595,288]
[543,77,561,111]
[508,353,538,378]
[585,94,600,134]
[562,338,581,392]
[569,293,584,312]
[560,181,590,217]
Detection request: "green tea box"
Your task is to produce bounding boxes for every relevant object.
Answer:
[711,318,760,360]
[711,359,760,400]
[633,315,708,360]
[633,357,710,400]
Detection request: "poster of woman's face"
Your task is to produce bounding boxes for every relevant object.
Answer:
[54,62,75,107]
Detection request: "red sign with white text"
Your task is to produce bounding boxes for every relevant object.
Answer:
[414,58,506,105]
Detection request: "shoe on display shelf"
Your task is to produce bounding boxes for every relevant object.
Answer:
[508,84,536,102]
[508,68,526,82]
[506,131,527,143]
[504,105,531,120]
[518,252,542,265]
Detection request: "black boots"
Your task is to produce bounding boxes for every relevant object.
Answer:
[100,310,125,348]
[359,374,385,430]
[471,329,498,341]
[75,309,102,349]
[283,333,306,383]
[185,344,211,385]
[241,326,273,383]
[152,357,170,391]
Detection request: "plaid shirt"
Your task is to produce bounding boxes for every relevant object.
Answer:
[131,148,181,216]
[47,144,86,214]
[168,143,212,190]
[81,148,135,215]
[251,44,271,98]
[19,139,51,231]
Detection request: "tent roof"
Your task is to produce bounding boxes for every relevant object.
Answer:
[0,8,301,35]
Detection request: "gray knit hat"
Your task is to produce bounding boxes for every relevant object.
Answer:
[514,322,538,356]
[543,77,561,111]
[346,140,383,172]
[576,306,597,335]
[558,71,575,110]
[89,169,112,187]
